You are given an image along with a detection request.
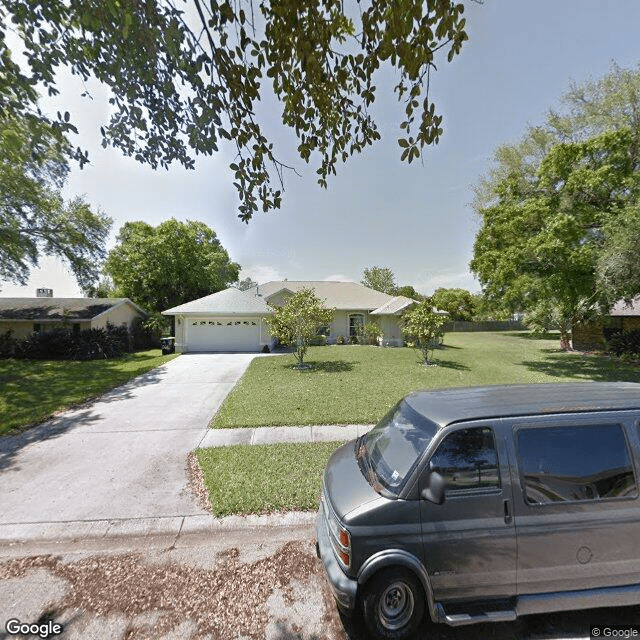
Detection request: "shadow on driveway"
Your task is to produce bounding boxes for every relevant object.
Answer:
[0,366,169,473]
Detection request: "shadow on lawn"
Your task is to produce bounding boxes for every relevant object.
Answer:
[433,358,471,371]
[509,330,560,341]
[522,352,640,382]
[282,360,354,373]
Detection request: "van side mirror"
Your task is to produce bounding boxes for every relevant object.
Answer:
[421,470,446,505]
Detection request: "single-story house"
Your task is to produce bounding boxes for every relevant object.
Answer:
[162,280,430,353]
[0,297,147,340]
[572,296,640,351]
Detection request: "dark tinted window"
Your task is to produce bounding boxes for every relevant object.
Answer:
[430,427,500,491]
[518,425,637,504]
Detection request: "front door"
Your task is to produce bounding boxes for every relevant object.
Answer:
[508,415,640,595]
[419,423,517,602]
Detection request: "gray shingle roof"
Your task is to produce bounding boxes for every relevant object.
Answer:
[610,296,640,316]
[259,280,394,311]
[0,298,143,321]
[162,287,273,315]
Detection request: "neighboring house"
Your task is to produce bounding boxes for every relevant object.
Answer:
[162,280,432,353]
[572,296,640,351]
[0,297,147,340]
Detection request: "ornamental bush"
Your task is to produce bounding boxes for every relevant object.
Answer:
[608,329,640,356]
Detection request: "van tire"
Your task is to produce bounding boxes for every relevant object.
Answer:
[362,567,425,640]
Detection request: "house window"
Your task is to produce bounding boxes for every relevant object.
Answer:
[33,323,41,333]
[349,314,364,337]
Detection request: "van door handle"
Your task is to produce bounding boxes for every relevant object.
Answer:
[503,499,513,524]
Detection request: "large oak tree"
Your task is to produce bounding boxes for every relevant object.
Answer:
[0,115,111,288]
[104,218,239,313]
[1,0,469,220]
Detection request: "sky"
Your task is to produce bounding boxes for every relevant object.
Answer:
[3,0,640,299]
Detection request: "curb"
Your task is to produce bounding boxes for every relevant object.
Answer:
[0,512,318,549]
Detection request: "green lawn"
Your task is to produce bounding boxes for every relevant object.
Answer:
[212,332,640,428]
[196,441,344,516]
[0,349,178,435]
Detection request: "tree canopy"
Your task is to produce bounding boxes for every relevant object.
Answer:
[430,287,475,320]
[104,218,239,313]
[1,0,469,221]
[361,265,397,294]
[0,115,111,288]
[471,65,640,348]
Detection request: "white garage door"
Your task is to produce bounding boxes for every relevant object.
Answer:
[186,317,263,352]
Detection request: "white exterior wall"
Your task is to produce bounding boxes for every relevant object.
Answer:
[377,315,405,346]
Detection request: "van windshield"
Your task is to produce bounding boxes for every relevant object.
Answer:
[362,400,438,494]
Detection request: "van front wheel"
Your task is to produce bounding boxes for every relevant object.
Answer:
[362,568,425,640]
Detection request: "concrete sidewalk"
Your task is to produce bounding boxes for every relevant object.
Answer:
[199,423,374,447]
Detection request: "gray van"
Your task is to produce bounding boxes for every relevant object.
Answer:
[316,382,640,639]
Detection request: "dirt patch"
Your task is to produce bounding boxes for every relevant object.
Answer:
[0,539,335,640]
[186,450,211,513]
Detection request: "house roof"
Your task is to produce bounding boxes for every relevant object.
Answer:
[610,296,640,316]
[369,296,417,316]
[0,298,145,321]
[259,280,396,311]
[162,287,273,315]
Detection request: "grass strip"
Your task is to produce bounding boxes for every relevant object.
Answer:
[211,331,640,429]
[0,349,178,435]
[196,441,345,516]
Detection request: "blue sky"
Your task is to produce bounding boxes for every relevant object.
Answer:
[3,0,640,298]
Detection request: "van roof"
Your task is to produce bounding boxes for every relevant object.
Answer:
[404,382,640,428]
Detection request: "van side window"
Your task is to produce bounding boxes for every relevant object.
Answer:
[430,427,500,492]
[517,425,637,505]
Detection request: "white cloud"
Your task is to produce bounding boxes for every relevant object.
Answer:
[239,265,286,284]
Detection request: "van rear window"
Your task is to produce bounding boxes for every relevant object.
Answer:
[517,425,637,504]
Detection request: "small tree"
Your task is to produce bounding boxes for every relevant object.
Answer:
[266,289,334,368]
[358,321,383,345]
[402,301,447,365]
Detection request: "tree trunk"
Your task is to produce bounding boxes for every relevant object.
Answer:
[559,329,572,351]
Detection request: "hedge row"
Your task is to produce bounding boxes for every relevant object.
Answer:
[0,319,158,360]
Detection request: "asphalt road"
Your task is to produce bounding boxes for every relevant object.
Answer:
[3,523,640,640]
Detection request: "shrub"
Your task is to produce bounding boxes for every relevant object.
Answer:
[359,322,382,345]
[0,330,16,358]
[11,324,135,360]
[335,335,346,345]
[309,334,327,346]
[349,334,359,344]
[608,329,640,356]
[131,316,159,350]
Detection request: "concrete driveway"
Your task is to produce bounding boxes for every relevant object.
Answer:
[0,353,257,533]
